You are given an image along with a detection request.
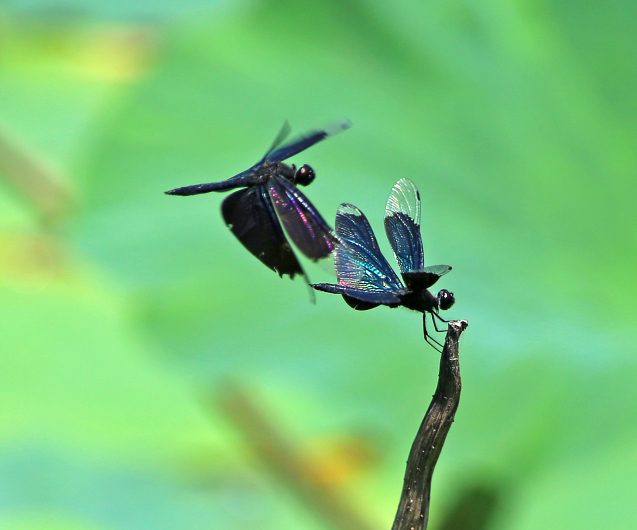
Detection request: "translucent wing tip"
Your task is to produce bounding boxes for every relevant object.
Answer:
[395,177,417,189]
[387,178,419,204]
[337,202,364,218]
[422,264,452,277]
[385,178,421,223]
[325,119,352,138]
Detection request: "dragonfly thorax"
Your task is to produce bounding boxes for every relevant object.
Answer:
[401,288,438,314]
[400,288,455,315]
[254,162,293,182]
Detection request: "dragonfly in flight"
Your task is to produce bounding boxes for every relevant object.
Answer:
[165,121,350,284]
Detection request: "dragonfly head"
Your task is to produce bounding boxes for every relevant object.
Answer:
[437,289,455,311]
[294,164,315,186]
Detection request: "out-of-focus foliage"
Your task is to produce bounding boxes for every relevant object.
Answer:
[1,0,636,528]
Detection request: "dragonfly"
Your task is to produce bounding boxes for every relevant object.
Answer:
[311,178,455,351]
[165,121,350,283]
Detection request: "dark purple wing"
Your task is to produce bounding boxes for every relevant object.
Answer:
[267,177,337,261]
[332,203,404,294]
[221,184,305,279]
[384,178,424,274]
[265,120,351,163]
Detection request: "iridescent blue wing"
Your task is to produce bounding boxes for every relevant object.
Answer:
[311,283,402,305]
[384,178,424,274]
[221,184,306,280]
[268,177,338,261]
[332,203,404,294]
[265,120,351,163]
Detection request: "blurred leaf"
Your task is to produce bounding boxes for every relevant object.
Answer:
[1,0,637,528]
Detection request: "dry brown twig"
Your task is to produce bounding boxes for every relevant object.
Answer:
[391,319,468,530]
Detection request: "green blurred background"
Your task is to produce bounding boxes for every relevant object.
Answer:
[1,0,636,528]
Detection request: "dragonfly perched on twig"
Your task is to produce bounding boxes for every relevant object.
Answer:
[312,178,455,350]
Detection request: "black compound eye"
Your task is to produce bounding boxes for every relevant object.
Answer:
[438,289,455,311]
[295,164,315,186]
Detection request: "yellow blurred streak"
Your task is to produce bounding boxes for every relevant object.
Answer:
[0,231,70,285]
[217,381,380,530]
[0,127,73,226]
[1,17,159,83]
[302,433,382,487]
[63,24,159,83]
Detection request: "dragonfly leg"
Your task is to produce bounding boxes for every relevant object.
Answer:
[432,311,452,330]
[423,314,444,351]
[429,312,449,334]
